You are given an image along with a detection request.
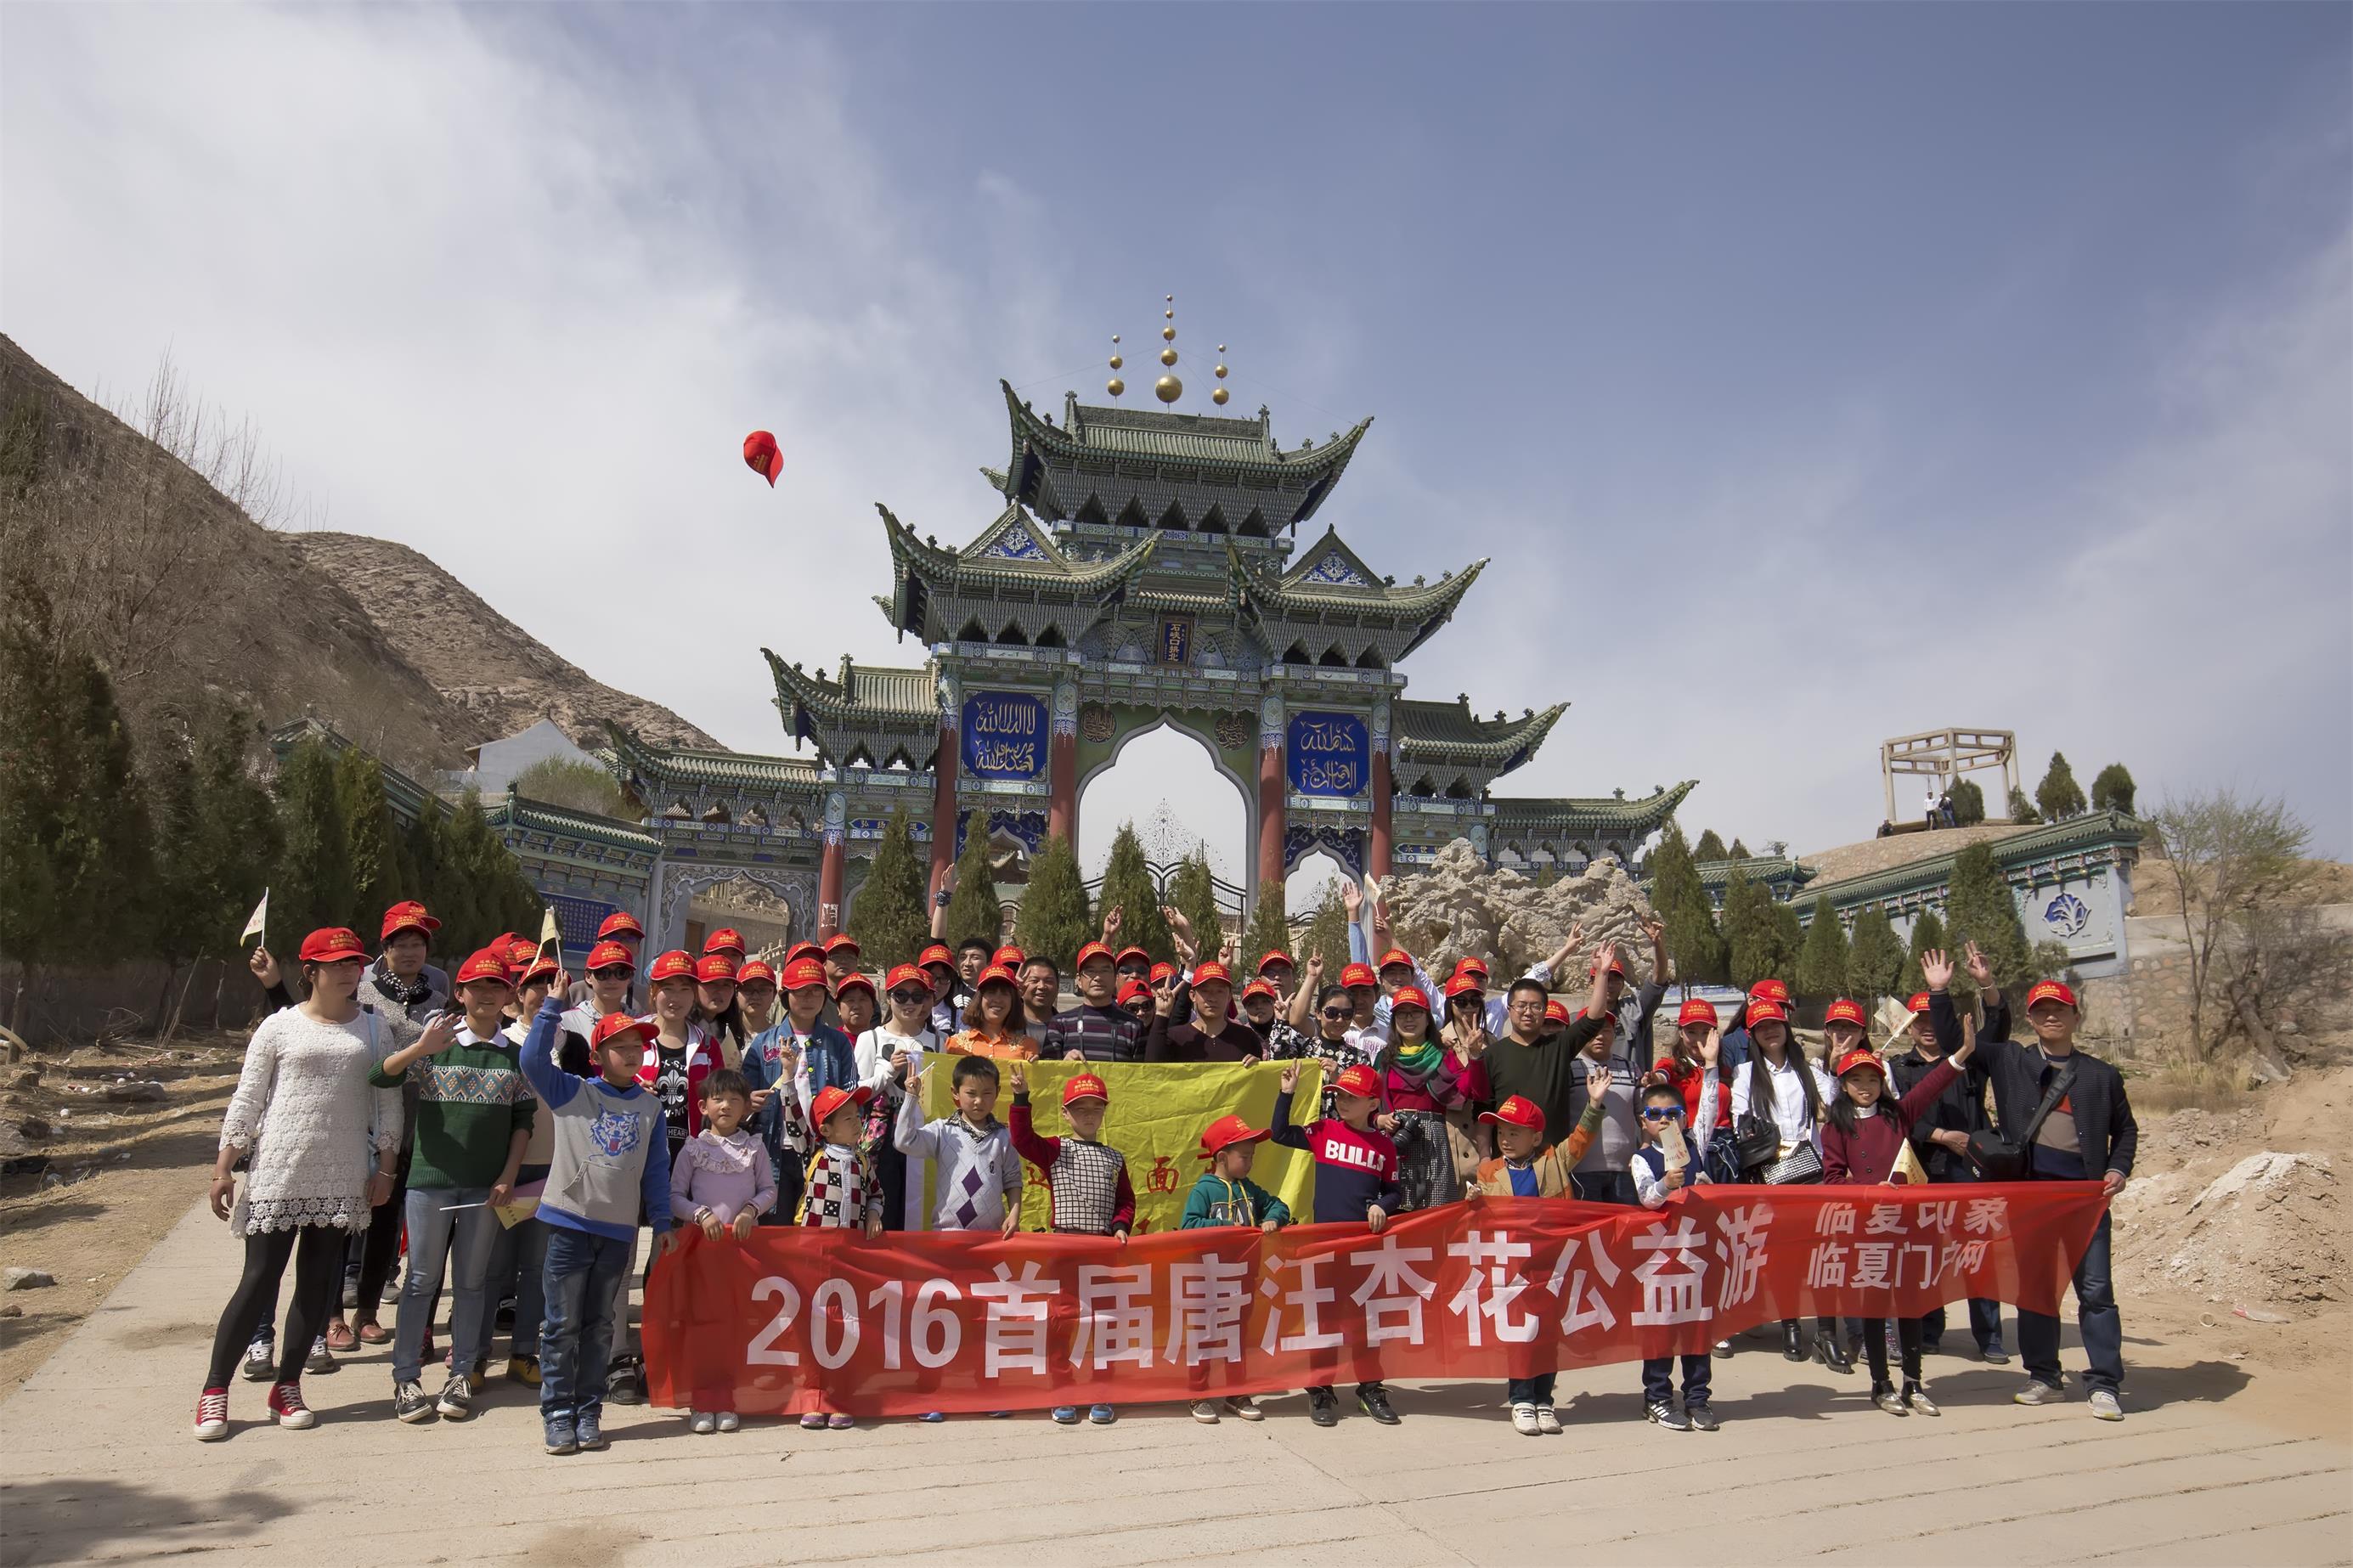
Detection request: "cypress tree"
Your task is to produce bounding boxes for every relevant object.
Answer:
[62,654,158,958]
[1239,884,1294,973]
[150,702,277,1027]
[1795,894,1849,1001]
[1949,778,1985,826]
[1168,845,1226,960]
[1942,842,2032,1011]
[1898,909,1946,997]
[1729,838,1752,860]
[1095,821,1174,962]
[1013,832,1093,973]
[849,808,930,969]
[274,736,355,937]
[335,747,401,935]
[1721,862,1779,991]
[1845,905,1904,1006]
[2090,762,2136,815]
[1692,829,1729,862]
[1299,878,1352,980]
[940,811,1003,950]
[0,591,71,974]
[1648,822,1726,986]
[1770,900,1805,983]
[2035,752,2086,821]
[2007,787,2040,826]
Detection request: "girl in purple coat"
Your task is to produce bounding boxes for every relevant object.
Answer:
[667,1069,776,1434]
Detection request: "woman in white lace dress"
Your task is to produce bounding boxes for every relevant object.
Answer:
[195,928,407,1441]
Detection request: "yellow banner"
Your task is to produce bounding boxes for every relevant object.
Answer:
[920,1058,1324,1236]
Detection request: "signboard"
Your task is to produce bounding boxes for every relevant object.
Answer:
[960,691,1047,779]
[1286,711,1368,797]
[1157,615,1194,666]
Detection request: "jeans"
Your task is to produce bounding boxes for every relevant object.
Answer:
[393,1187,498,1383]
[1569,1169,1636,1205]
[1921,1162,2003,1351]
[1506,1373,1557,1407]
[2019,1208,2121,1393]
[1641,1354,1711,1406]
[542,1226,631,1422]
[479,1215,551,1362]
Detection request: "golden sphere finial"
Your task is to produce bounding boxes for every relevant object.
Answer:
[1160,347,1177,366]
[1154,374,1182,403]
[1165,294,1173,302]
[1106,376,1126,397]
[1109,353,1123,369]
[1217,344,1226,353]
[1214,363,1227,379]
[1111,334,1120,344]
[1211,386,1229,406]
[1161,324,1176,341]
[1165,309,1174,320]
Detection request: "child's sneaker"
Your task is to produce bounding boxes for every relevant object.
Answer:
[919,1411,946,1423]
[544,1417,578,1456]
[1087,1404,1115,1425]
[506,1355,540,1387]
[2088,1390,2124,1422]
[800,1412,827,1430]
[193,1387,229,1441]
[1050,1406,1081,1424]
[691,1411,717,1435]
[827,1413,855,1430]
[1191,1399,1222,1424]
[1645,1399,1689,1431]
[1871,1382,1909,1416]
[1510,1402,1541,1436]
[1307,1388,1340,1427]
[266,1383,317,1430]
[715,1411,740,1432]
[1222,1396,1264,1422]
[303,1338,335,1374]
[575,1409,606,1450]
[392,1379,437,1424]
[1534,1404,1561,1435]
[2013,1378,2063,1407]
[1686,1402,1721,1432]
[240,1340,274,1382]
[1903,1382,1940,1418]
[435,1375,475,1421]
[1356,1386,1399,1425]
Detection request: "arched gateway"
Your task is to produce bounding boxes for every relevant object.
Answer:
[590,380,1693,945]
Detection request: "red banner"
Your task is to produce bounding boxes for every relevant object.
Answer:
[643,1184,2106,1416]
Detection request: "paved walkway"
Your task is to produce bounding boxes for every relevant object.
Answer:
[3,1204,2348,1565]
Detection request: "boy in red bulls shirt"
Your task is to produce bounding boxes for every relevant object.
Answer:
[1271,1061,1404,1427]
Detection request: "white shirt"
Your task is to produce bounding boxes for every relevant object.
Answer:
[856,1024,939,1093]
[1729,1053,1837,1152]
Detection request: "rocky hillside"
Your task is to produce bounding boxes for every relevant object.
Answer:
[288,533,716,753]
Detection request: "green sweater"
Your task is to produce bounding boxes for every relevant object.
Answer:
[370,1028,534,1189]
[1180,1172,1290,1230]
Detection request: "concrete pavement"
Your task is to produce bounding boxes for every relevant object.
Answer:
[3,1202,2347,1566]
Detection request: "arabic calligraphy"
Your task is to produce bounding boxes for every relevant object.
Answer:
[1286,713,1368,798]
[962,694,1047,779]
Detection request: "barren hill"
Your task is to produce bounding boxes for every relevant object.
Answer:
[1796,823,2034,884]
[288,533,716,753]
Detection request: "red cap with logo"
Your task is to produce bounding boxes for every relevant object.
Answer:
[823,933,861,957]
[918,943,955,971]
[1114,945,1152,968]
[832,970,876,1001]
[1480,1094,1546,1134]
[1074,941,1114,970]
[808,1084,872,1130]
[1063,1073,1109,1108]
[1442,973,1486,1000]
[1748,978,1791,1005]
[1331,1063,1380,1099]
[519,951,560,987]
[590,1013,657,1051]
[1197,1114,1268,1159]
[884,963,927,994]
[1544,999,1571,1026]
[647,950,695,984]
[505,936,542,974]
[736,960,776,988]
[1240,979,1278,1003]
[1256,950,1295,976]
[1677,997,1719,1030]
[783,941,823,967]
[2026,979,2079,1011]
[695,953,739,984]
[586,940,636,973]
[1906,991,1933,1015]
[782,957,828,993]
[1117,979,1153,1007]
[298,927,369,965]
[1376,948,1416,973]
[1834,1046,1885,1079]
[1389,984,1433,1017]
[1192,961,1233,986]
[1746,998,1789,1027]
[1823,998,1867,1029]
[992,945,1026,969]
[1340,963,1377,990]
[1148,962,1176,986]
[1453,956,1492,979]
[976,963,1019,991]
[380,900,440,944]
[596,911,644,940]
[703,928,748,957]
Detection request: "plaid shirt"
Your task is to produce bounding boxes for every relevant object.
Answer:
[1041,1005,1143,1063]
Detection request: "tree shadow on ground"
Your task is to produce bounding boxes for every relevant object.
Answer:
[0,1474,285,1565]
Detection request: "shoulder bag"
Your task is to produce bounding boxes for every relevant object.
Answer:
[1967,1059,2076,1182]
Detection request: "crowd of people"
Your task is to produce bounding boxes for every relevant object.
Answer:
[194,888,2136,1454]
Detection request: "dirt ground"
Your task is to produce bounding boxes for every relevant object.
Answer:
[0,1031,245,1396]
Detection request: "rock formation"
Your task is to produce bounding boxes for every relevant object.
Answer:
[1374,839,1662,985]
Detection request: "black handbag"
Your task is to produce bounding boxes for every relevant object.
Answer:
[1732,1112,1780,1172]
[1968,1060,2077,1181]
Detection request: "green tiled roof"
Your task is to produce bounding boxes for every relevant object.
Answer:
[1396,699,1567,766]
[1245,532,1489,619]
[1492,781,1699,835]
[1690,855,1814,891]
[1799,809,2144,908]
[490,791,659,854]
[765,650,938,736]
[1010,382,1368,476]
[883,504,1157,589]
[601,723,822,791]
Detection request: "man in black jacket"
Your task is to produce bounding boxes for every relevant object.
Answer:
[1966,943,2135,1420]
[1899,988,2009,1363]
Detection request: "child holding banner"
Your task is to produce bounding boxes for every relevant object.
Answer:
[1270,1062,1403,1428]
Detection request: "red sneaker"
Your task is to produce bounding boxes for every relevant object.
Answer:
[266,1383,317,1430]
[194,1387,229,1441]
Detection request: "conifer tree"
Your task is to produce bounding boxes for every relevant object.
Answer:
[0,595,71,974]
[849,809,931,969]
[2008,787,2041,826]
[1239,884,1294,973]
[1898,909,1947,997]
[2035,751,2086,821]
[1013,832,1093,973]
[1729,838,1752,860]
[335,747,401,936]
[1094,821,1174,962]
[1796,895,1849,1001]
[940,811,1003,950]
[274,735,355,938]
[1770,900,1805,982]
[1299,878,1352,979]
[1692,828,1729,861]
[1845,905,1904,1006]
[1721,862,1779,990]
[1647,822,1726,986]
[1941,843,2034,1011]
[153,702,277,979]
[2090,762,2136,815]
[1167,845,1226,960]
[1949,778,1986,826]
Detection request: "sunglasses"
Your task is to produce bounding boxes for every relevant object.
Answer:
[1321,1007,1351,1020]
[590,967,633,980]
[889,988,932,1006]
[1640,1106,1684,1121]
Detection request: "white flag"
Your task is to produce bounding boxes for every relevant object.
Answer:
[537,905,561,957]
[240,889,268,945]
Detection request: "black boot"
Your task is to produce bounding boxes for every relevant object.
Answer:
[1816,1334,1854,1375]
[1782,1321,1805,1362]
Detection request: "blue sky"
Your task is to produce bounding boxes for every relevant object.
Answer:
[6,3,2348,877]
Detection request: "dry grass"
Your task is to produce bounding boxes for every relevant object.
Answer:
[2124,1057,2256,1117]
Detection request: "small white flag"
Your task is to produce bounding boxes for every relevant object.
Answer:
[240,890,269,946]
[537,905,561,958]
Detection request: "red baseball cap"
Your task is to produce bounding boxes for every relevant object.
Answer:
[1197,1114,1268,1159]
[1453,956,1492,979]
[823,933,861,957]
[505,936,541,973]
[1746,998,1789,1027]
[736,960,776,988]
[1748,978,1790,1005]
[782,957,828,992]
[1591,948,1629,979]
[1063,1073,1109,1108]
[976,963,1019,991]
[379,900,439,944]
[1192,961,1233,986]
[1240,979,1278,1002]
[1114,945,1152,968]
[695,953,739,984]
[1824,998,1867,1030]
[1389,984,1432,1017]
[647,950,695,984]
[2026,979,2079,1011]
[1677,997,1719,1030]
[783,941,823,967]
[297,927,369,965]
[1442,973,1486,1000]
[1340,963,1377,990]
[809,1084,872,1129]
[703,928,748,956]
[992,945,1026,968]
[1256,950,1295,975]
[455,945,518,987]
[519,951,560,988]
[1074,941,1115,970]
[1479,1094,1545,1134]
[833,971,876,1001]
[586,940,636,973]
[590,1013,657,1051]
[917,943,955,971]
[596,911,644,940]
[884,963,927,993]
[1118,979,1153,1007]
[1375,948,1415,973]
[1906,991,1933,1015]
[1833,1046,1884,1079]
[1331,1063,1380,1099]
[1544,999,1571,1026]
[1148,962,1176,986]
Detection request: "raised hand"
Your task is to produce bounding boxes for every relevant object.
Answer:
[1921,948,1955,993]
[1964,940,1994,989]
[248,947,281,989]
[1162,906,1192,939]
[1587,1064,1612,1104]
[415,1012,460,1057]
[1459,1015,1488,1058]
[1642,917,1666,949]
[1278,1063,1301,1094]
[1007,1061,1028,1094]
[1103,905,1123,939]
[1699,1026,1722,1069]
[1341,881,1363,917]
[1304,954,1326,982]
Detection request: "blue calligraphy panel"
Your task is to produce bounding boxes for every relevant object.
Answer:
[961,692,1047,779]
[1286,711,1368,798]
